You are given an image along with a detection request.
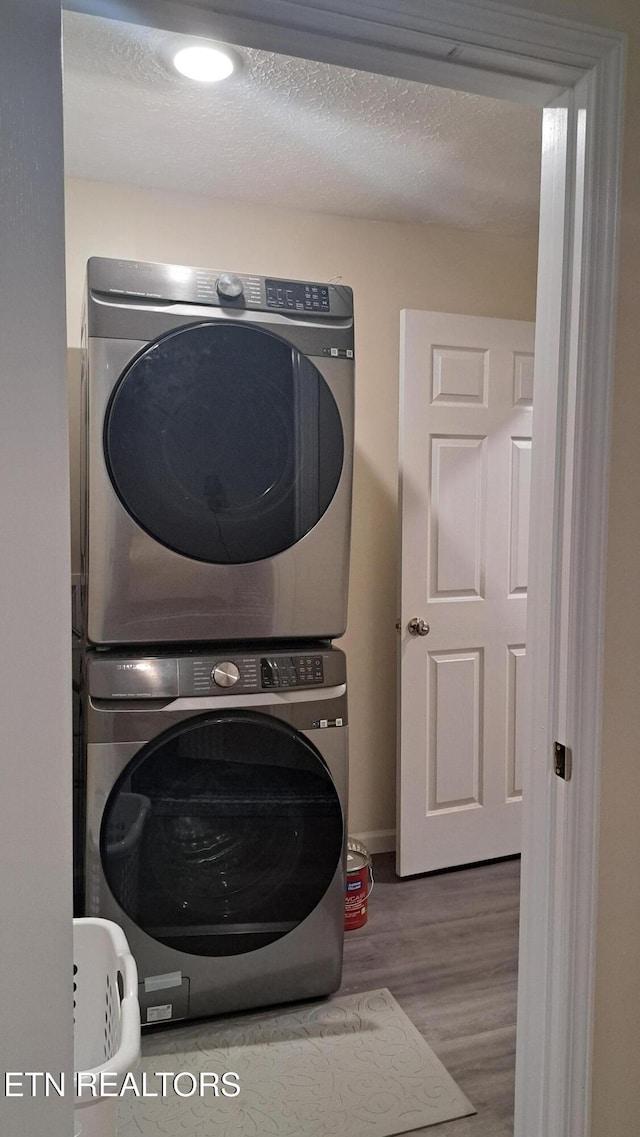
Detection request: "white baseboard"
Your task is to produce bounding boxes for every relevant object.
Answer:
[349,829,396,855]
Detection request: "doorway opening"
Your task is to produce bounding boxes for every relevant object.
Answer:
[62,4,622,1132]
[64,19,540,1123]
[63,11,536,1118]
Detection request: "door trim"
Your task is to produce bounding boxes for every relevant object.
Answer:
[59,2,625,1134]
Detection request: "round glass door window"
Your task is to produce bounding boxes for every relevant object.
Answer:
[104,322,344,564]
[100,712,344,957]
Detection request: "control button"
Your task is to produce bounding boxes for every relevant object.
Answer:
[261,659,278,688]
[212,661,240,688]
[216,273,244,299]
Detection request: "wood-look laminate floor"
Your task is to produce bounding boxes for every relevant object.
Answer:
[340,853,520,1137]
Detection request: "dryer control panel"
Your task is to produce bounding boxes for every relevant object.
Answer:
[88,646,345,699]
[87,257,353,319]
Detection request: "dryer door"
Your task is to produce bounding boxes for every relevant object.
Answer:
[103,321,344,564]
[100,712,344,957]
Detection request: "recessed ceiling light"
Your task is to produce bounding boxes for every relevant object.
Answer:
[172,44,237,83]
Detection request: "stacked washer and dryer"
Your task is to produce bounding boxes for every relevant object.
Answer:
[78,257,354,1026]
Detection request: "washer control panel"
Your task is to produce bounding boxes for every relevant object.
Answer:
[189,652,325,693]
[261,654,324,688]
[88,647,343,699]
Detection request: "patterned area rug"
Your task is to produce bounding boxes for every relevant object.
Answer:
[117,987,475,1136]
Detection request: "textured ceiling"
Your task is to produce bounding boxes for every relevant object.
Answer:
[62,12,542,234]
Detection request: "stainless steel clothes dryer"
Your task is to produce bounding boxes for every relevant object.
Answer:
[83,644,347,1025]
[81,257,354,646]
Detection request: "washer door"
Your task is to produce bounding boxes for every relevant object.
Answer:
[100,712,344,957]
[103,321,344,564]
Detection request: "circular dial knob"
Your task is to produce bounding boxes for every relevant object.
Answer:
[212,661,241,688]
[216,273,244,299]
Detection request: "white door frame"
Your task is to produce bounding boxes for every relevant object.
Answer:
[61,2,625,1134]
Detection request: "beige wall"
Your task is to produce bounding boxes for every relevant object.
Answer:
[65,177,538,839]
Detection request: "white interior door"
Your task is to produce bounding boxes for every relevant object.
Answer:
[397,310,535,876]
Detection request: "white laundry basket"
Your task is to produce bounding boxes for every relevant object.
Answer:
[73,918,141,1137]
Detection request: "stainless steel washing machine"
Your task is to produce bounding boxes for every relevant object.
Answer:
[83,644,347,1025]
[81,257,354,646]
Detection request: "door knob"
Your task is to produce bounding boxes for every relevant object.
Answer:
[408,617,430,636]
